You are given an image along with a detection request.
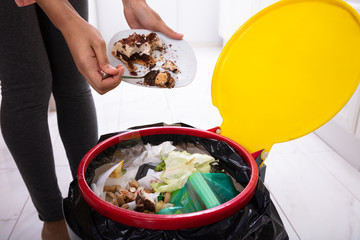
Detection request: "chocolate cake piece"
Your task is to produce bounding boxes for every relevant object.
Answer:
[143,70,175,88]
[161,60,179,73]
[134,189,156,213]
[146,32,164,51]
[112,32,164,75]
[143,70,160,86]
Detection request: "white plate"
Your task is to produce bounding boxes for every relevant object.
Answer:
[107,29,197,88]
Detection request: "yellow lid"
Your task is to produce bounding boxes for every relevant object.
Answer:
[212,0,360,155]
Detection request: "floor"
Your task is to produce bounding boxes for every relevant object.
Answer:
[0,47,360,240]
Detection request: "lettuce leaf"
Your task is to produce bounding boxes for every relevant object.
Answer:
[150,151,214,193]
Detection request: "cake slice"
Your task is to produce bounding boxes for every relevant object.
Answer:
[112,32,164,75]
[161,60,179,73]
[143,70,175,88]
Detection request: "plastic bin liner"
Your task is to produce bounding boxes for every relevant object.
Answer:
[64,123,288,240]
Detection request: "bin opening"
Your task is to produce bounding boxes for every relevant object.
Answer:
[77,126,259,230]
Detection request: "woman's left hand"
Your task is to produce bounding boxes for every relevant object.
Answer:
[122,0,184,40]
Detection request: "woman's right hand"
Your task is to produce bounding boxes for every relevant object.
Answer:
[60,16,125,95]
[37,0,124,95]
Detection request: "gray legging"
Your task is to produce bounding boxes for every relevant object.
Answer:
[0,0,98,222]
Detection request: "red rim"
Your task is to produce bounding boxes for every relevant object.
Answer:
[77,126,259,230]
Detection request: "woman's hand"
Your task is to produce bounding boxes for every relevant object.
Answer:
[60,17,125,95]
[36,0,124,95]
[122,0,183,40]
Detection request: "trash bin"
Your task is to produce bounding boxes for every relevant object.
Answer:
[63,123,288,239]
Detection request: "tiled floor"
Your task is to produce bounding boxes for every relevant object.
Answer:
[1,47,360,239]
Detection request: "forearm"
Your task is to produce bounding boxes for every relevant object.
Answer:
[122,0,144,7]
[35,0,83,32]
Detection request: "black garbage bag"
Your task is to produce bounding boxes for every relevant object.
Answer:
[63,123,288,240]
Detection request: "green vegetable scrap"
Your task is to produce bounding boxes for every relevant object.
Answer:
[154,160,166,172]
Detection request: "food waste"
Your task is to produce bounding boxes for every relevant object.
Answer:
[103,180,173,214]
[91,141,240,214]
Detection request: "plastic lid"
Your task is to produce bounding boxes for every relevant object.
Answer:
[212,0,360,154]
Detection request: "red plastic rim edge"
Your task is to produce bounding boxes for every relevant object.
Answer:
[77,126,259,230]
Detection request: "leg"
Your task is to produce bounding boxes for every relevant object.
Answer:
[0,1,63,222]
[36,0,98,179]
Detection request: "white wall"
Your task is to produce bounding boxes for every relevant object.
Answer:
[219,0,279,46]
[89,0,221,46]
[315,1,360,170]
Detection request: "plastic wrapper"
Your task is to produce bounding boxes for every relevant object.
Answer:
[158,171,239,214]
[63,123,288,240]
[90,141,175,202]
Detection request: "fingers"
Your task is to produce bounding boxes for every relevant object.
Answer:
[157,23,183,40]
[86,72,116,95]
[92,38,120,76]
[81,55,125,95]
[113,65,125,82]
[93,65,125,95]
[124,1,183,40]
[85,38,125,94]
[148,9,183,39]
[145,13,184,40]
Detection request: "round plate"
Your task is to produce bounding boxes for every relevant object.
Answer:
[107,29,197,88]
[212,0,360,154]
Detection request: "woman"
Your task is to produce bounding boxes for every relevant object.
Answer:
[0,0,182,239]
